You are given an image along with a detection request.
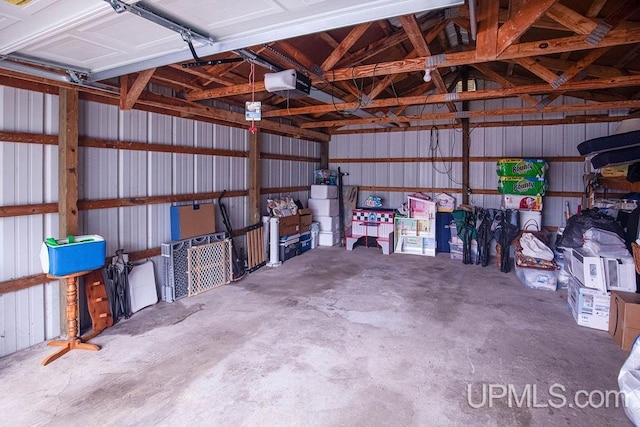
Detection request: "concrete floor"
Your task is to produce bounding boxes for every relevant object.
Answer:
[0,246,631,426]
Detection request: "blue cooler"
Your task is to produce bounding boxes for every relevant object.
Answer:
[39,235,106,276]
[299,231,312,253]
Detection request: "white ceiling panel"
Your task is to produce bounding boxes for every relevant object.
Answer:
[0,0,464,81]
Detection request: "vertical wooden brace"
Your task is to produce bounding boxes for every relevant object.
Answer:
[58,87,79,336]
[248,129,261,225]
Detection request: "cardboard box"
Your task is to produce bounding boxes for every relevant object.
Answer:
[310,185,338,199]
[170,203,216,241]
[299,208,312,233]
[610,291,640,350]
[40,235,106,276]
[567,276,610,331]
[278,214,300,236]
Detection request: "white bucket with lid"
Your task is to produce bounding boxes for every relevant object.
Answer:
[520,209,542,231]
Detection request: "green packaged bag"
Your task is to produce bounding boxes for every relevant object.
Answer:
[496,158,548,178]
[498,176,547,196]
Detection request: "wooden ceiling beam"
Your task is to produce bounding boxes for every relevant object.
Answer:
[319,32,339,49]
[325,25,640,82]
[321,22,372,71]
[186,24,640,102]
[533,56,628,78]
[545,3,598,34]
[511,57,558,83]
[336,17,448,69]
[300,99,640,129]
[476,0,500,59]
[262,74,640,118]
[170,64,235,87]
[398,14,458,116]
[330,114,628,135]
[496,0,559,55]
[471,63,538,107]
[586,0,608,18]
[120,68,155,110]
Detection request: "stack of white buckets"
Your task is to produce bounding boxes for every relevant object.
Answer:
[308,185,340,246]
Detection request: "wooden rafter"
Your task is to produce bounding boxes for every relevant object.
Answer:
[545,3,597,34]
[260,74,640,118]
[586,0,608,18]
[300,99,640,129]
[476,0,500,59]
[120,68,155,110]
[324,25,640,83]
[496,0,559,56]
[534,56,628,78]
[512,57,558,83]
[321,22,371,71]
[471,63,538,107]
[398,14,457,114]
[336,18,448,69]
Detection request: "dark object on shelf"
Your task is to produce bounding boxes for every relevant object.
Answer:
[628,163,640,183]
[578,130,640,156]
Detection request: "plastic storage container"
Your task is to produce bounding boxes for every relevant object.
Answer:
[40,235,106,276]
[449,240,478,263]
[515,264,558,291]
[279,234,300,262]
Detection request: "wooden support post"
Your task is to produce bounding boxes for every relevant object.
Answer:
[248,128,261,225]
[58,87,79,337]
[461,69,471,205]
[320,141,329,169]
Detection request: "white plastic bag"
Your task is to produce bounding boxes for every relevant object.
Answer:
[619,336,640,425]
[520,232,554,261]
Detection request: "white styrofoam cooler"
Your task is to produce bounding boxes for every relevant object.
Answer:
[319,231,340,246]
[315,215,340,232]
[311,185,338,199]
[308,198,339,217]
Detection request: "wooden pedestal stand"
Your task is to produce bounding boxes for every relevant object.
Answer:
[41,271,100,366]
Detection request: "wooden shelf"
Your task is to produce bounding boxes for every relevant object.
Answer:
[598,177,640,193]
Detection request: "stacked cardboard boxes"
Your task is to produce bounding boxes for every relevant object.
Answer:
[308,184,340,246]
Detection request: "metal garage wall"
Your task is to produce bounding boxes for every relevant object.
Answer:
[260,132,321,213]
[78,100,251,290]
[0,86,60,357]
[1,84,317,357]
[331,128,463,211]
[330,91,613,229]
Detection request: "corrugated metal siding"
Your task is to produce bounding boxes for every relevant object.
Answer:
[0,86,60,357]
[330,95,613,228]
[331,129,463,208]
[1,85,320,357]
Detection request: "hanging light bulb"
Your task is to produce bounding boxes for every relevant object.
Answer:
[423,68,432,82]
